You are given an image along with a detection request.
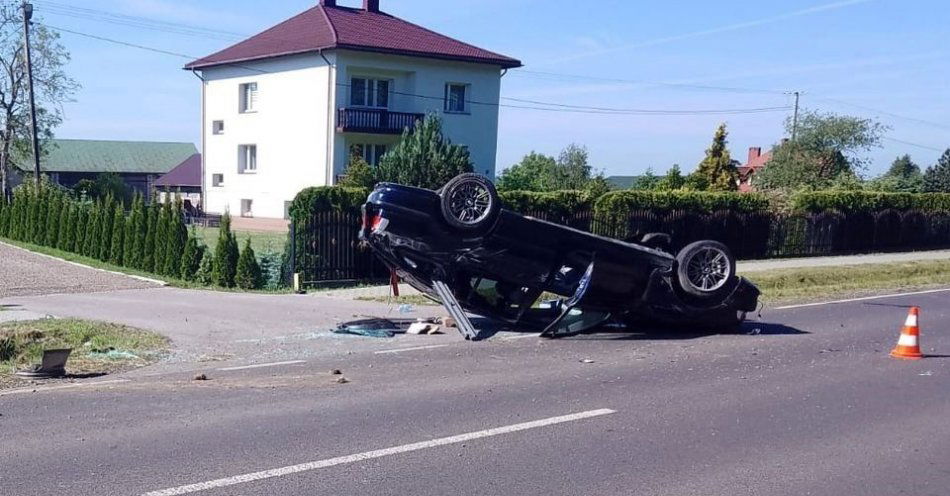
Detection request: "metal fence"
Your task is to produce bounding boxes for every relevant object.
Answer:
[289,210,389,286]
[290,208,950,285]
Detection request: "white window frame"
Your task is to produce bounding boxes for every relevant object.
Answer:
[349,143,388,166]
[444,83,469,113]
[212,173,224,187]
[238,144,257,174]
[239,82,258,113]
[350,77,391,109]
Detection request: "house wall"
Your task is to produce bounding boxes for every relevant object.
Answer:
[331,50,503,181]
[201,53,333,219]
[199,51,504,219]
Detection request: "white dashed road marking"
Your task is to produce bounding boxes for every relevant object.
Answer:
[217,360,307,371]
[774,288,950,310]
[374,344,449,354]
[140,408,616,496]
[0,379,130,396]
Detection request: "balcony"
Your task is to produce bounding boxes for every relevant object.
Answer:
[337,108,424,135]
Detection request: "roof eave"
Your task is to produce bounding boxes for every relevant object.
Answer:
[185,45,523,71]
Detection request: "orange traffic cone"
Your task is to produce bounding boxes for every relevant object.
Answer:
[890,307,924,360]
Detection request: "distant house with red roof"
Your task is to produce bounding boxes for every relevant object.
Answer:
[186,0,521,219]
[737,147,772,192]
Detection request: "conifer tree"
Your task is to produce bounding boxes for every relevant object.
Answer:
[98,196,115,261]
[692,123,738,192]
[0,196,8,237]
[83,201,101,257]
[154,200,171,275]
[179,236,203,281]
[142,203,159,272]
[109,203,125,265]
[44,193,61,248]
[56,199,70,250]
[195,249,213,285]
[123,199,137,266]
[235,238,263,290]
[130,195,148,269]
[32,185,47,245]
[74,205,88,254]
[212,212,239,287]
[163,197,187,276]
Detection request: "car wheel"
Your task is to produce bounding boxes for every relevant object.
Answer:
[439,173,500,231]
[675,240,736,300]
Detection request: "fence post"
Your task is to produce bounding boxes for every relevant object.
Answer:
[289,217,296,278]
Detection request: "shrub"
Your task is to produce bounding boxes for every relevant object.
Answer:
[123,202,136,266]
[32,187,47,245]
[163,199,187,277]
[109,203,126,266]
[83,201,101,258]
[195,249,213,285]
[499,190,592,218]
[154,201,171,274]
[212,212,239,287]
[179,236,203,281]
[44,193,61,247]
[142,204,159,272]
[56,200,71,251]
[130,196,148,269]
[235,238,263,290]
[74,205,88,254]
[790,191,950,213]
[98,196,115,261]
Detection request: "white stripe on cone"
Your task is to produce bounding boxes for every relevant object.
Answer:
[898,333,918,347]
[905,314,918,327]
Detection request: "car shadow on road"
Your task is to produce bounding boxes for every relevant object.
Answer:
[486,320,807,341]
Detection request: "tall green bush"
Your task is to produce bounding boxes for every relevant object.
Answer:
[163,198,187,277]
[109,203,126,265]
[142,204,159,272]
[31,186,47,245]
[130,196,147,269]
[212,212,239,287]
[179,236,203,281]
[74,205,88,254]
[789,191,950,213]
[82,201,101,258]
[154,201,171,275]
[44,193,61,247]
[195,249,213,285]
[56,200,70,250]
[235,238,263,290]
[98,196,115,261]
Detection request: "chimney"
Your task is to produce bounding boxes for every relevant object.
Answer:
[747,147,762,164]
[320,0,336,6]
[364,0,380,12]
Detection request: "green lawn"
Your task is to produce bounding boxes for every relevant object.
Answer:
[1,319,169,389]
[192,226,286,255]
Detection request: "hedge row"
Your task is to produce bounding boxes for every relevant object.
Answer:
[0,182,264,290]
[790,191,950,213]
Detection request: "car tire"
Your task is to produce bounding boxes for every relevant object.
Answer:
[675,240,736,300]
[439,173,500,231]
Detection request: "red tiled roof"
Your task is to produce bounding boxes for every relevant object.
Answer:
[154,153,201,188]
[185,4,521,70]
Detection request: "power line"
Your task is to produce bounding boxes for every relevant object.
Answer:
[510,69,789,95]
[814,96,950,132]
[42,23,794,117]
[32,1,246,39]
[882,136,945,153]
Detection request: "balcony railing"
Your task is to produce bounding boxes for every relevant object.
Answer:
[337,107,424,135]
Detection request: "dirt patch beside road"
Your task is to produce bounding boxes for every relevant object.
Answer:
[0,242,159,298]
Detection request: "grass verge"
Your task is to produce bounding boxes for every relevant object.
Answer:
[192,226,286,255]
[1,319,169,389]
[746,258,950,303]
[354,294,439,306]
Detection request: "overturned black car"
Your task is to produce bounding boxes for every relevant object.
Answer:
[360,173,760,340]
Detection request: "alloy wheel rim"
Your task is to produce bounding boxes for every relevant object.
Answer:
[685,247,730,291]
[448,182,492,225]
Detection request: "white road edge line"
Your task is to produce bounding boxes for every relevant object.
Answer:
[0,379,130,396]
[774,287,950,310]
[217,360,307,371]
[374,344,449,354]
[141,408,616,496]
[502,333,542,340]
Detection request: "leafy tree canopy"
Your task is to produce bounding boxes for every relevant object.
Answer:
[692,123,738,192]
[497,144,607,193]
[375,114,473,189]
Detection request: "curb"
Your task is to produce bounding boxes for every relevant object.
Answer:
[0,241,168,287]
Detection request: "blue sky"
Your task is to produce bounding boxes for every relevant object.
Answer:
[41,0,949,177]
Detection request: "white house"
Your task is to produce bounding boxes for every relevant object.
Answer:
[185,0,521,219]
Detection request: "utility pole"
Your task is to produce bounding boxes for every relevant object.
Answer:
[791,91,800,141]
[21,1,41,187]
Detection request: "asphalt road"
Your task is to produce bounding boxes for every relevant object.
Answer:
[2,289,949,496]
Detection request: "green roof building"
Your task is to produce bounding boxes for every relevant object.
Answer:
[13,139,198,200]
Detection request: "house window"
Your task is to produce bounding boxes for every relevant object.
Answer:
[350,77,390,108]
[239,82,258,113]
[238,145,257,173]
[212,120,224,135]
[349,143,387,166]
[445,83,468,113]
[212,173,224,187]
[241,199,253,218]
